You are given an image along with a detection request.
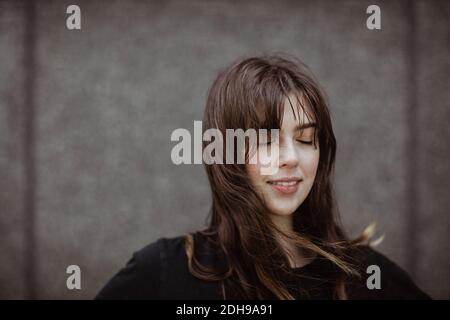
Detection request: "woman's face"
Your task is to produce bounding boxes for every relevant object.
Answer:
[246,95,320,218]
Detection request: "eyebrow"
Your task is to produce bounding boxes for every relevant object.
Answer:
[294,122,317,131]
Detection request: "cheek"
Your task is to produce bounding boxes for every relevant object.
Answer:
[246,147,270,176]
[247,146,280,175]
[305,150,320,178]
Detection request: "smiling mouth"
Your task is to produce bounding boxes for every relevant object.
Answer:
[267,178,302,194]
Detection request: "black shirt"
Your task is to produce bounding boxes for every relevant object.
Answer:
[95,232,430,300]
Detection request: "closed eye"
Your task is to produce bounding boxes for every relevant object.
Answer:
[297,140,313,145]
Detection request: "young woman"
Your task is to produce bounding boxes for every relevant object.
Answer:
[96,55,430,300]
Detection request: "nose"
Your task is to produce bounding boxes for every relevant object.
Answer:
[279,141,299,169]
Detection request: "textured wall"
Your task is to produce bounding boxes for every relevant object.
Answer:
[414,0,450,299]
[0,0,449,299]
[0,0,28,299]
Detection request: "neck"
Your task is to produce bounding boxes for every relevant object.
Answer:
[269,213,316,268]
[269,213,294,234]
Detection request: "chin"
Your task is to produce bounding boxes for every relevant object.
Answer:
[267,204,298,217]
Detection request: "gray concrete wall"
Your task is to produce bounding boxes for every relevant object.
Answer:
[0,0,28,299]
[0,0,448,299]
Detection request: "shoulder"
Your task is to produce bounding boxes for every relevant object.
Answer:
[345,245,431,299]
[135,235,187,266]
[95,235,187,300]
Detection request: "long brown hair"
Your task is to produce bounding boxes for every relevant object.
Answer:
[185,55,361,299]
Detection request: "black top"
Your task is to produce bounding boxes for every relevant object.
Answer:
[95,232,430,300]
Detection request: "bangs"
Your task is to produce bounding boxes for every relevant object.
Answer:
[245,76,285,131]
[245,74,319,137]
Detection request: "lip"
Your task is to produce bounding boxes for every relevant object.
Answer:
[267,177,302,183]
[267,177,302,194]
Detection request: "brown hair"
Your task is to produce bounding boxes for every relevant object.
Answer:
[185,55,361,299]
